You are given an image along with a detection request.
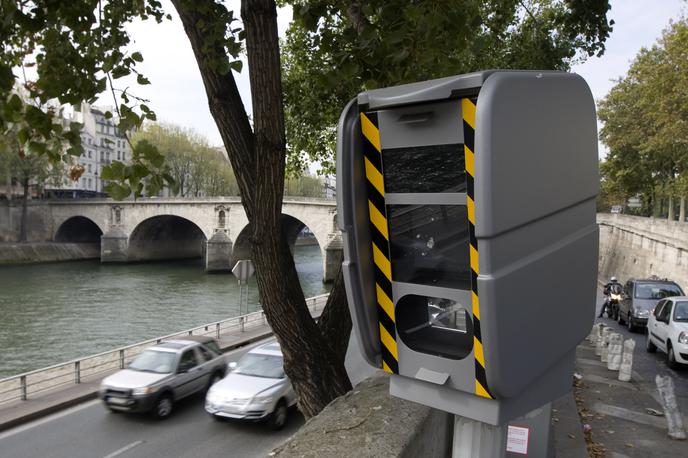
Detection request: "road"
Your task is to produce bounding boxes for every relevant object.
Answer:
[0,337,376,458]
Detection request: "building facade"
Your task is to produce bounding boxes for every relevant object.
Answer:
[49,103,131,197]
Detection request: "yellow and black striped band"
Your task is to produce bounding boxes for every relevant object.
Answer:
[360,111,399,374]
[462,97,494,399]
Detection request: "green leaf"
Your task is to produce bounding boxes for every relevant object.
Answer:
[0,64,14,92]
[104,182,131,200]
[229,60,243,73]
[137,74,150,85]
[131,52,144,62]
[111,66,131,79]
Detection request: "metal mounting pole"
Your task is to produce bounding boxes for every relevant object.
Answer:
[453,416,506,458]
[452,402,553,457]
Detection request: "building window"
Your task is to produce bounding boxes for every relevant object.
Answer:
[117,151,120,160]
[88,164,92,173]
[88,150,92,158]
[88,178,92,188]
[122,152,126,161]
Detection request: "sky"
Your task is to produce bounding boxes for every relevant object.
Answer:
[99,0,687,155]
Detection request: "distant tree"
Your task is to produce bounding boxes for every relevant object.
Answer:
[133,123,238,197]
[0,123,65,241]
[281,0,614,174]
[599,18,688,219]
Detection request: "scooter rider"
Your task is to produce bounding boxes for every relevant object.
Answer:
[598,276,621,318]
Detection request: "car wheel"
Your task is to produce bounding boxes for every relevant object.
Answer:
[667,344,680,370]
[152,394,173,420]
[207,371,223,391]
[269,400,288,430]
[646,334,657,353]
[627,316,635,333]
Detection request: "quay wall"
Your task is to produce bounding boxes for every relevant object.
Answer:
[598,213,688,284]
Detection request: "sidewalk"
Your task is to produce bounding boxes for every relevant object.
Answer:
[569,334,687,457]
[0,309,312,433]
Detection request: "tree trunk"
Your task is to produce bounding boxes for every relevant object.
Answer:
[19,176,29,242]
[172,0,352,418]
[668,195,674,221]
[318,267,352,365]
[679,197,685,223]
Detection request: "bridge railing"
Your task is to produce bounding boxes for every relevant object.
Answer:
[0,294,329,405]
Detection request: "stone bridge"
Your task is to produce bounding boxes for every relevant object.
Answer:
[47,197,342,281]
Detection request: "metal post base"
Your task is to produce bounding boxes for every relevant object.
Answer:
[453,415,507,458]
[453,402,553,458]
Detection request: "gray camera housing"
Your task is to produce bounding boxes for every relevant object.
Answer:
[337,71,598,425]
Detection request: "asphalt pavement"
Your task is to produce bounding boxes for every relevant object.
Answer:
[0,335,376,458]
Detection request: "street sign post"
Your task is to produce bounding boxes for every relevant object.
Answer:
[232,259,255,315]
[337,71,598,456]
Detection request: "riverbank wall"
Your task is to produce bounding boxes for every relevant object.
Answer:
[598,213,688,283]
[0,242,100,264]
[0,201,53,243]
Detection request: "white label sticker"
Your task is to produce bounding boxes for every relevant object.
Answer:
[506,425,530,455]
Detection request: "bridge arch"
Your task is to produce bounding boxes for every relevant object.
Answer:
[232,213,325,269]
[128,215,207,261]
[54,216,104,243]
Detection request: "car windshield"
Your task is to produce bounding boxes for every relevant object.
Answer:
[674,302,688,322]
[234,353,284,379]
[635,283,683,300]
[129,350,176,374]
[204,341,221,355]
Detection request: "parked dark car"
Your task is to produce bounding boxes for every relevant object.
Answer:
[618,278,684,332]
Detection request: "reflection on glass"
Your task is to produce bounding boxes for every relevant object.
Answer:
[428,298,468,331]
[382,144,465,193]
[634,283,683,299]
[396,294,473,360]
[388,205,470,289]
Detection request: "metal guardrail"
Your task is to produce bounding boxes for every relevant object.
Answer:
[0,294,329,405]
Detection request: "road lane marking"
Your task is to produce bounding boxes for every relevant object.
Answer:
[102,440,144,458]
[591,402,666,429]
[0,399,100,441]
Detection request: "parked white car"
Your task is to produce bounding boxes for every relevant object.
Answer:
[205,341,297,429]
[646,297,688,368]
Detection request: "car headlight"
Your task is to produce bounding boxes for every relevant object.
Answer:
[252,395,274,405]
[132,386,158,395]
[679,332,688,345]
[611,294,621,301]
[634,309,649,317]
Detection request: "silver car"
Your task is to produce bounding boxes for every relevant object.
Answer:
[205,341,297,429]
[98,336,227,419]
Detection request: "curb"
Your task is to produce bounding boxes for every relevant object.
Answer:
[0,391,97,433]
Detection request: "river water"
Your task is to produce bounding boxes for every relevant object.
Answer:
[0,245,329,378]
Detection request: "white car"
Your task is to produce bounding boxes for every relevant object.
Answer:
[646,296,688,368]
[205,341,297,429]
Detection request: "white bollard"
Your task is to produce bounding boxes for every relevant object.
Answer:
[655,375,687,440]
[601,328,612,363]
[607,334,623,371]
[618,338,636,382]
[590,323,603,345]
[595,326,607,356]
[587,326,596,344]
